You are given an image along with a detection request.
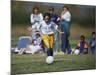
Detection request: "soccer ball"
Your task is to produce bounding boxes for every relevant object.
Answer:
[46,56,54,64]
[74,49,80,55]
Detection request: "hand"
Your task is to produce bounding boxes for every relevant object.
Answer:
[59,31,64,34]
[61,11,66,15]
[27,27,32,31]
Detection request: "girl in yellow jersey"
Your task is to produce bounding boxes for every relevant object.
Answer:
[37,13,63,56]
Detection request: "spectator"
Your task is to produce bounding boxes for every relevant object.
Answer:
[89,32,96,54]
[60,6,71,54]
[76,35,89,54]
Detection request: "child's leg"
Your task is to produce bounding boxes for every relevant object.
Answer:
[42,35,50,48]
[50,35,54,49]
[42,35,52,56]
[49,35,54,56]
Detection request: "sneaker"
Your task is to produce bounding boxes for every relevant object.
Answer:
[58,51,65,55]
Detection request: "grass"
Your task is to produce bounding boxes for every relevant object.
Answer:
[11,24,96,75]
[11,54,96,75]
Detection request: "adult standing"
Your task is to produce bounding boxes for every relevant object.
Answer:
[60,6,71,54]
[30,6,43,44]
[89,32,96,54]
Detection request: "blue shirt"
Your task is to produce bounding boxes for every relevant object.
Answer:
[50,13,59,24]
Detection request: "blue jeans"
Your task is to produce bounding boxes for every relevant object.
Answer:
[60,20,71,53]
[91,47,96,54]
[61,33,70,53]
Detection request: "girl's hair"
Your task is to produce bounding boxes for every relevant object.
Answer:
[92,32,96,35]
[48,7,54,11]
[43,13,51,20]
[80,35,85,40]
[32,6,40,14]
[63,5,69,10]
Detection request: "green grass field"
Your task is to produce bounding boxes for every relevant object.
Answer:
[11,24,96,75]
[11,54,96,75]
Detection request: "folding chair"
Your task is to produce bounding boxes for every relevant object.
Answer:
[15,36,32,54]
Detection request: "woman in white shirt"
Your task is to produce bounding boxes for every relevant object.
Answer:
[60,6,71,54]
[30,6,43,43]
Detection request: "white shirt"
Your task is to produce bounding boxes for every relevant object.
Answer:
[30,13,43,24]
[30,13,43,31]
[40,21,58,35]
[61,11,71,22]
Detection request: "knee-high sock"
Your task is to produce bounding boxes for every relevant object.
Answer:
[50,48,53,56]
[47,48,53,56]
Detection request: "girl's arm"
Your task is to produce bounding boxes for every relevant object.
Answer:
[27,26,32,31]
[56,28,64,34]
[61,11,66,20]
[35,23,43,36]
[76,42,80,49]
[55,25,64,34]
[40,14,43,20]
[39,13,43,22]
[61,12,63,20]
[30,14,35,24]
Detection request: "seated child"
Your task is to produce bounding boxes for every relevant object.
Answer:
[76,35,89,54]
[89,32,96,54]
[25,34,43,54]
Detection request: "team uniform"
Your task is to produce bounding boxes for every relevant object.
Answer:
[76,41,89,54]
[60,11,71,53]
[39,20,58,56]
[30,13,43,40]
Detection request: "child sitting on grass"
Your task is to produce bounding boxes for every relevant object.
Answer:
[26,34,43,54]
[76,35,89,54]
